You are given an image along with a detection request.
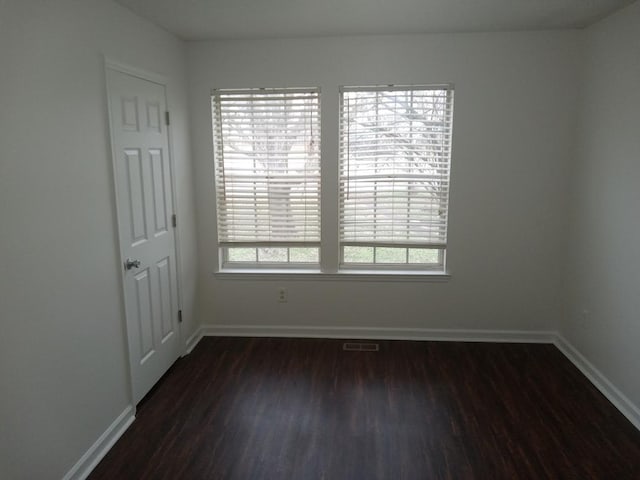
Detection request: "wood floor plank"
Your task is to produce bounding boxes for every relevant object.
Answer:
[89,338,640,479]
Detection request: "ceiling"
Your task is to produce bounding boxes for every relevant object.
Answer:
[114,0,634,40]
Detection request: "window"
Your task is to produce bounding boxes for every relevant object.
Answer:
[212,88,321,267]
[212,84,454,275]
[339,86,454,271]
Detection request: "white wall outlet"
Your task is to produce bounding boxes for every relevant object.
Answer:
[278,287,288,303]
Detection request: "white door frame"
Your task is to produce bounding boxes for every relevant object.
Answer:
[103,57,185,407]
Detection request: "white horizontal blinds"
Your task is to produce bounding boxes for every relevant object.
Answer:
[339,86,454,248]
[212,88,321,245]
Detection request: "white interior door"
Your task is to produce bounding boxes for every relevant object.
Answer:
[107,67,181,404]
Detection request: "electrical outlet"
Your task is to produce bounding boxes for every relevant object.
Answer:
[278,287,288,303]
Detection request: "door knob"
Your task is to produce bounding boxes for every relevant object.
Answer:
[124,258,141,271]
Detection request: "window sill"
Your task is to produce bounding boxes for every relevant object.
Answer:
[213,269,451,282]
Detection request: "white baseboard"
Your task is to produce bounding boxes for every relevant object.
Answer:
[62,405,135,480]
[200,324,556,343]
[554,335,640,431]
[184,326,204,355]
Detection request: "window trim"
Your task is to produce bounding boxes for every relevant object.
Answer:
[220,244,321,269]
[213,269,451,282]
[212,83,454,276]
[340,246,446,272]
[337,84,454,272]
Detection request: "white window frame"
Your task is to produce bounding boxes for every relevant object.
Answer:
[221,245,321,270]
[212,84,454,278]
[339,246,446,271]
[212,87,322,270]
[338,85,454,273]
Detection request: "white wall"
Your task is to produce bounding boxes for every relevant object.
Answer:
[0,1,197,478]
[563,1,640,412]
[187,32,580,332]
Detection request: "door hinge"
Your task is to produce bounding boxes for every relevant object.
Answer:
[171,213,177,228]
[178,310,183,323]
[165,111,170,126]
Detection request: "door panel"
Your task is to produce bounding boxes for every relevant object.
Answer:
[121,97,139,131]
[134,268,155,363]
[107,68,181,403]
[124,148,148,245]
[146,101,162,133]
[156,257,171,339]
[150,149,169,235]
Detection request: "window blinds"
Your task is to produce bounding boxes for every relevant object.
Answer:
[339,85,454,248]
[212,88,321,245]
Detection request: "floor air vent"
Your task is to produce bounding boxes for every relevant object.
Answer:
[343,342,380,352]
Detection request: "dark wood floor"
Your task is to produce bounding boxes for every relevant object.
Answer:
[89,337,640,479]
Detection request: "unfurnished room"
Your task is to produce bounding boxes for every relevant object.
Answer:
[1,0,639,478]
